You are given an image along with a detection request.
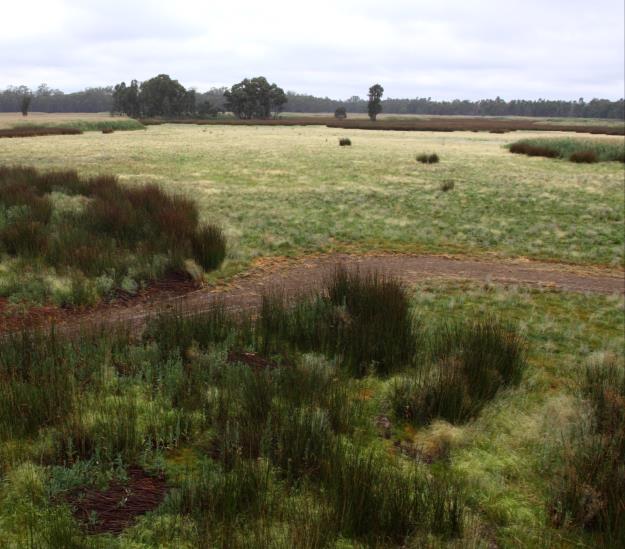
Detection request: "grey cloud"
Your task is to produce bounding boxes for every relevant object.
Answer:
[0,0,622,99]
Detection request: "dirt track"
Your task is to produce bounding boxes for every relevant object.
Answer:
[43,252,623,335]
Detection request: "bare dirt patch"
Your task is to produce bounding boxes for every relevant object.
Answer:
[0,272,198,333]
[1,253,622,336]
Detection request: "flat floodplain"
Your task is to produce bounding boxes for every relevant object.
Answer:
[0,124,622,268]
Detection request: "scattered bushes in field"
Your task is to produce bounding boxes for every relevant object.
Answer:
[388,317,526,425]
[509,138,625,163]
[416,153,440,164]
[339,137,351,146]
[0,166,226,306]
[549,356,624,543]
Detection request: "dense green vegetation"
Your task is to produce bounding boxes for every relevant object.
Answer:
[0,166,225,307]
[0,272,622,547]
[549,357,625,544]
[508,137,625,163]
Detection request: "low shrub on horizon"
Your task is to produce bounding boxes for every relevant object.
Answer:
[0,165,226,307]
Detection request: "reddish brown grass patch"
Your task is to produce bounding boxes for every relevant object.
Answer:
[68,467,167,535]
[0,127,82,138]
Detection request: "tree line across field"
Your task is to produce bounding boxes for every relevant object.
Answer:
[1,76,623,119]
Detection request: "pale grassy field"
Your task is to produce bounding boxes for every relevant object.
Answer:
[0,124,622,271]
[0,112,131,129]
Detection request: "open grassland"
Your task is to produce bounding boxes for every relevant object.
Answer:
[0,272,622,548]
[0,124,622,270]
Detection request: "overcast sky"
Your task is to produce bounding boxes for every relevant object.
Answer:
[1,0,623,100]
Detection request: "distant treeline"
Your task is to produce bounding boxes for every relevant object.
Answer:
[1,83,623,119]
[286,93,625,120]
[0,85,114,113]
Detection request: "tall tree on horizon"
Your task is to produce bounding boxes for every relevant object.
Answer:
[19,90,33,116]
[367,84,384,121]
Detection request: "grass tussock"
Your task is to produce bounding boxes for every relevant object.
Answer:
[388,317,526,425]
[416,153,440,164]
[440,180,455,192]
[509,137,625,163]
[253,267,419,376]
[0,166,225,307]
[550,356,624,544]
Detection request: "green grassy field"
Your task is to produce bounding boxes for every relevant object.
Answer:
[0,125,622,271]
